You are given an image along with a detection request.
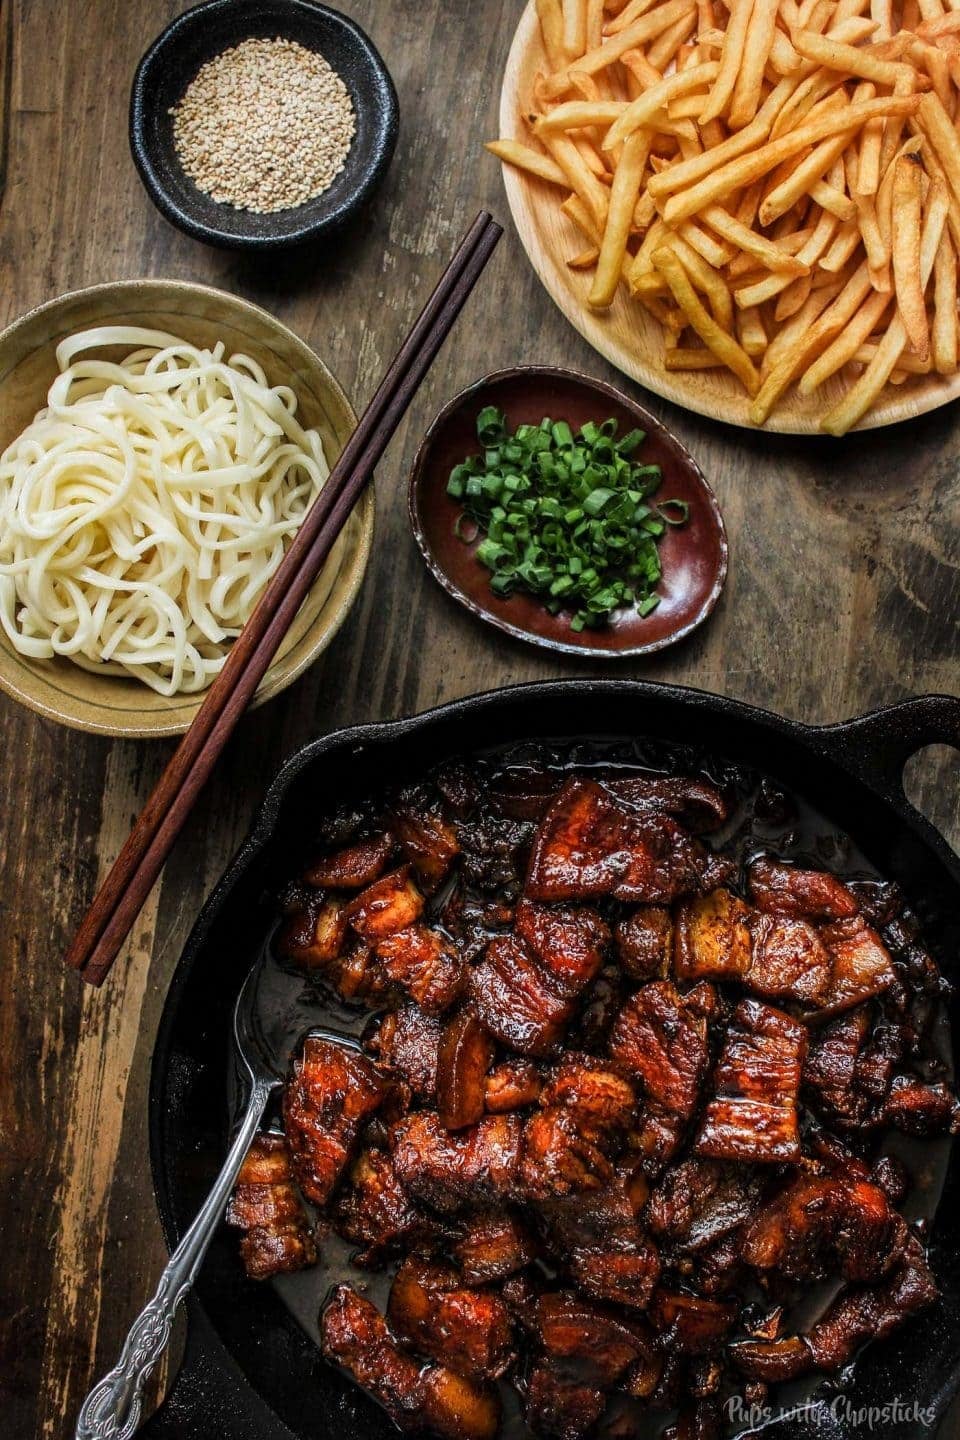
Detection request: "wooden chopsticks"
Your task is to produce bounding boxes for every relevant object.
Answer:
[66,210,503,987]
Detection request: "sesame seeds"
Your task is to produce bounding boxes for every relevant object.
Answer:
[170,37,357,214]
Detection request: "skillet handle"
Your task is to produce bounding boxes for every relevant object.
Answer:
[815,693,960,813]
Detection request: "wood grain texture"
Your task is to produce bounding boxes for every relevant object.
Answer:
[0,1,957,1437]
[499,0,960,434]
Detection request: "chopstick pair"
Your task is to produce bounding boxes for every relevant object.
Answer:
[66,210,503,987]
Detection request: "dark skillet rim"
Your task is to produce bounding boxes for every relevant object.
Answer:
[129,0,399,252]
[147,678,960,1427]
[407,367,729,659]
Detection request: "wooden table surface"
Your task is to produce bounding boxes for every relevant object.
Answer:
[1,1,959,1435]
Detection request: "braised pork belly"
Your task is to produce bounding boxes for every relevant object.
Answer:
[232,752,957,1437]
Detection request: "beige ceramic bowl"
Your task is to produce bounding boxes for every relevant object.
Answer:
[0,280,374,738]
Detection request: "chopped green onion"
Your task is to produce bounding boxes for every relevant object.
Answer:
[447,406,690,631]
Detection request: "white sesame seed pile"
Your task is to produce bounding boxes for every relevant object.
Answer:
[170,36,357,214]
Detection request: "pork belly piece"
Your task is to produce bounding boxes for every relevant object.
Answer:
[569,1237,662,1311]
[275,895,349,972]
[746,915,833,1007]
[728,1334,815,1382]
[388,1258,515,1380]
[345,865,425,942]
[674,889,752,983]
[392,790,461,889]
[534,1292,657,1387]
[883,1074,960,1135]
[515,898,610,997]
[372,1004,441,1101]
[803,1235,938,1370]
[437,1011,496,1131]
[609,982,709,1120]
[470,934,574,1056]
[332,1147,427,1263]
[283,1038,386,1207]
[485,1058,542,1113]
[600,774,730,833]
[392,1112,523,1213]
[454,1210,537,1285]
[525,1364,606,1440]
[539,1174,662,1312]
[321,1285,500,1440]
[304,832,394,890]
[747,858,860,921]
[645,1158,764,1253]
[226,1134,317,1280]
[522,1057,637,1200]
[819,916,897,1011]
[615,906,673,980]
[330,938,390,1002]
[803,1007,876,1126]
[695,1000,807,1163]
[375,923,466,1014]
[521,1107,614,1199]
[650,1292,738,1354]
[741,1172,905,1283]
[734,1235,938,1382]
[525,779,709,905]
[541,1054,637,1132]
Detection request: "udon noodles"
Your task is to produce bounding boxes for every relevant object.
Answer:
[0,326,329,696]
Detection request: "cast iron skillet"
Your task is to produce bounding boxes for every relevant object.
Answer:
[141,680,960,1440]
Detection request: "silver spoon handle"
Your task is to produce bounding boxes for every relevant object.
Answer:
[75,1076,275,1440]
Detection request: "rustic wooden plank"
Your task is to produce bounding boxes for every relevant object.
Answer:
[0,0,957,1437]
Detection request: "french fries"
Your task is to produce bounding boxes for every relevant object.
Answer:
[490,0,960,430]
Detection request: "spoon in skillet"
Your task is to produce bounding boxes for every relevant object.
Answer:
[75,956,309,1440]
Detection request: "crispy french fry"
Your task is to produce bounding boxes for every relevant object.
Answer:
[563,0,589,59]
[700,0,755,123]
[485,140,570,187]
[729,0,780,126]
[737,304,768,353]
[535,100,629,131]
[653,244,761,390]
[590,129,649,305]
[662,94,921,224]
[664,345,727,366]
[821,177,948,430]
[703,203,810,272]
[542,0,699,97]
[750,261,876,420]
[932,229,959,371]
[810,179,858,220]
[604,0,661,35]
[892,153,930,359]
[568,246,602,266]
[603,62,720,147]
[758,127,853,225]
[790,29,914,86]
[540,131,611,224]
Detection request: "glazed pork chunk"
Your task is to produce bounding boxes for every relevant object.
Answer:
[226,1134,317,1280]
[391,1112,523,1214]
[695,1000,807,1163]
[388,1258,515,1380]
[470,899,609,1057]
[609,980,710,1170]
[322,1285,500,1440]
[283,1037,386,1207]
[524,778,713,904]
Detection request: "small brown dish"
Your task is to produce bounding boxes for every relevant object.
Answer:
[408,367,727,658]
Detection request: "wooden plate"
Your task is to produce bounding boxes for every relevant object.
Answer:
[408,366,727,658]
[498,2,960,435]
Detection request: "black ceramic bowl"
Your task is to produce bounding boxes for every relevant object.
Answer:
[130,0,399,250]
